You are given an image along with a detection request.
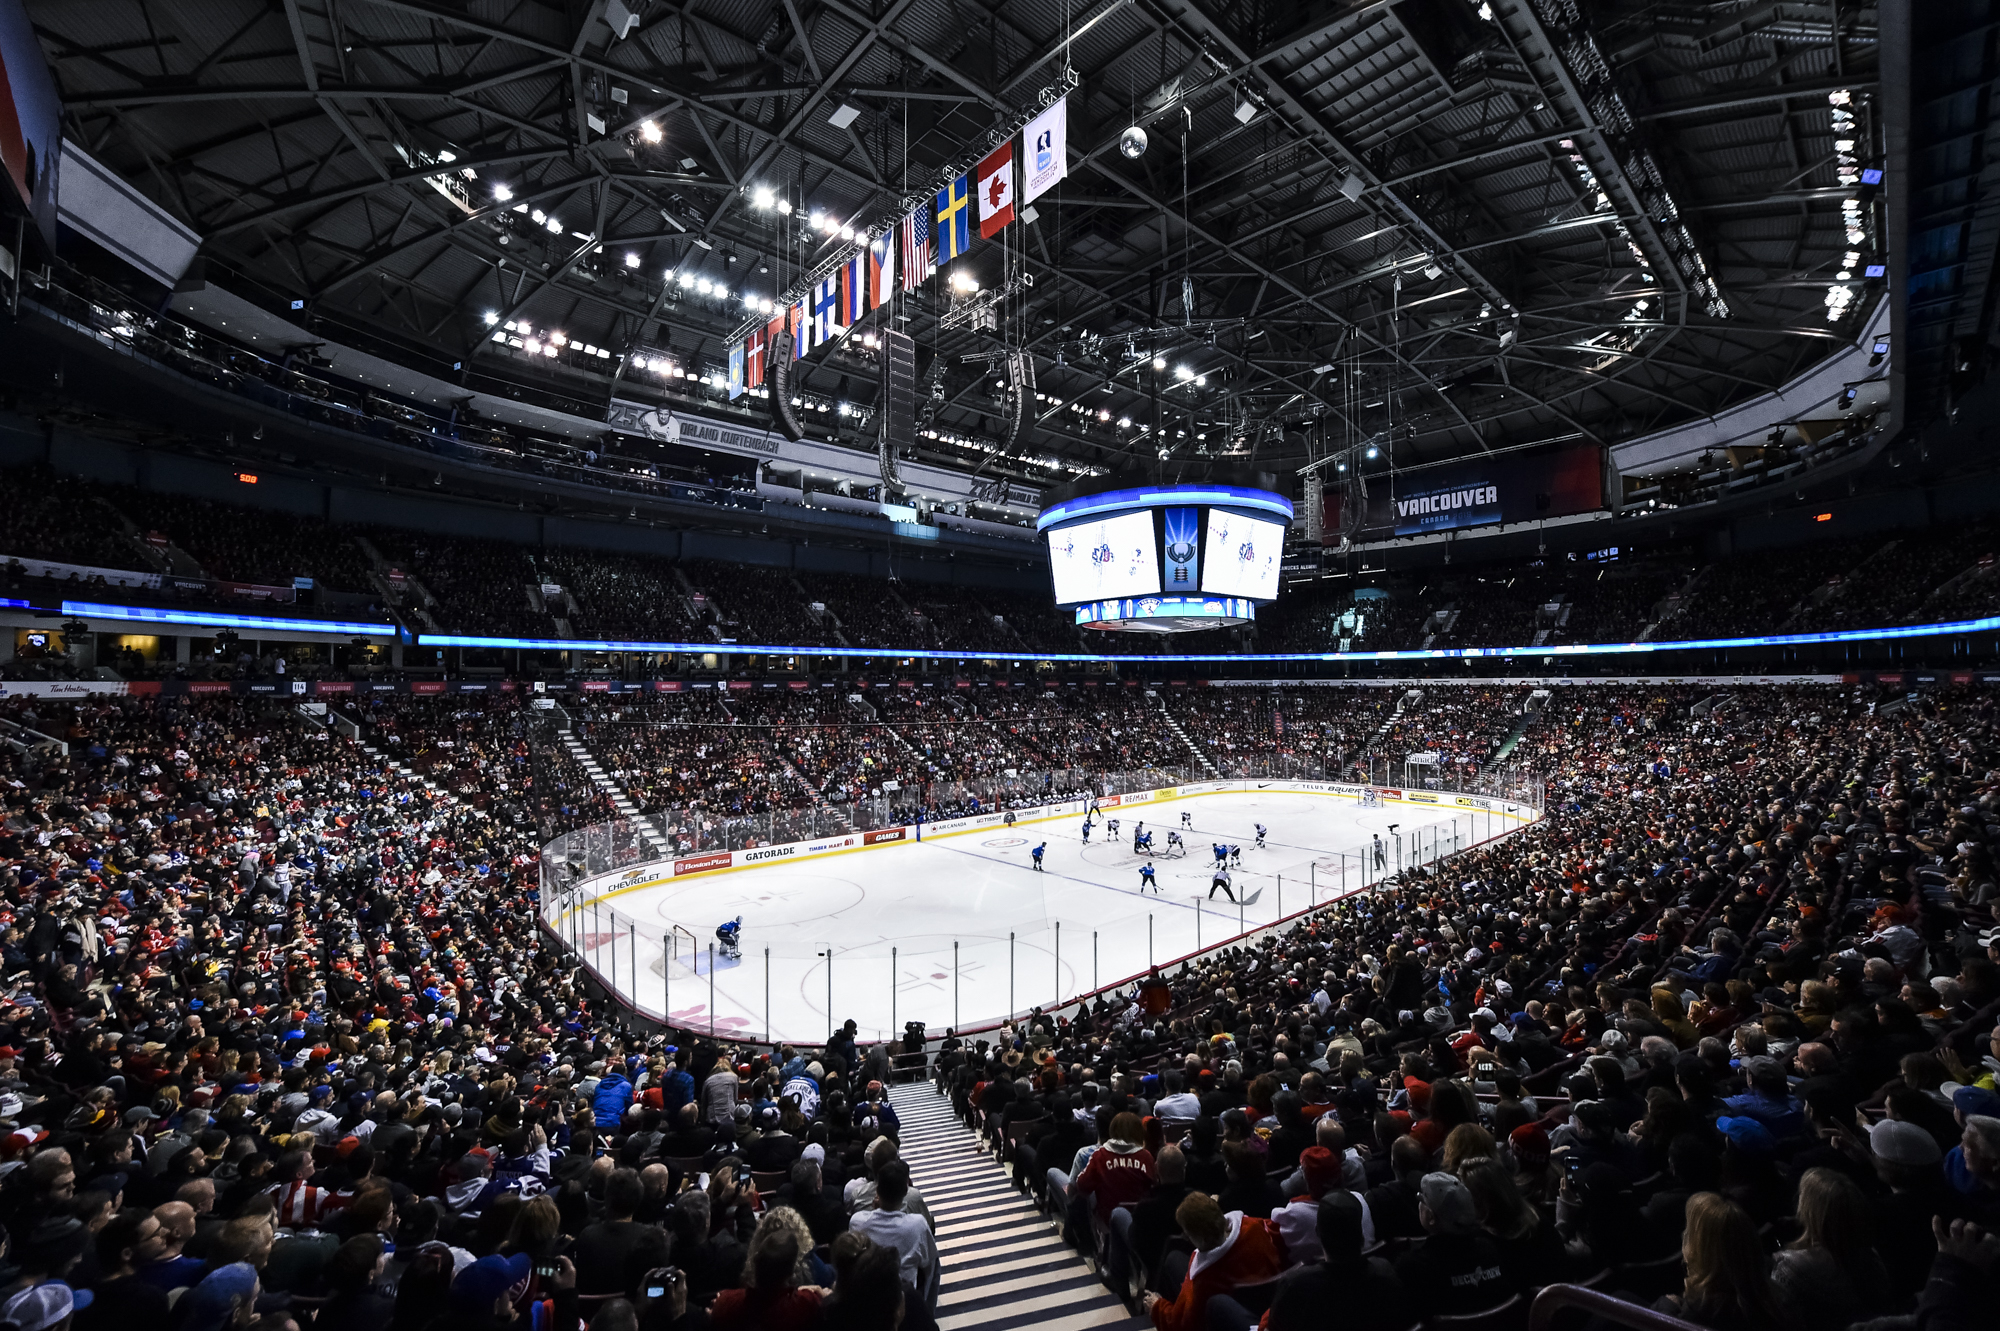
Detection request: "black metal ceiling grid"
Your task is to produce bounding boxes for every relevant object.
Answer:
[33,0,1881,483]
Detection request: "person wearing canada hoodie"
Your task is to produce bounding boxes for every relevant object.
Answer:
[1072,1111,1157,1233]
[1143,1191,1287,1331]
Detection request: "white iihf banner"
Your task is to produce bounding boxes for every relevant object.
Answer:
[1021,97,1067,205]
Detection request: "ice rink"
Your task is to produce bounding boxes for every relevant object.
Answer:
[559,785,1533,1044]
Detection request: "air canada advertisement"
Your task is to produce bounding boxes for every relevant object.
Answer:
[1336,445,1605,539]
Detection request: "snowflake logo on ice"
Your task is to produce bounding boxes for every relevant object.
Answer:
[1237,540,1257,564]
[1090,543,1115,565]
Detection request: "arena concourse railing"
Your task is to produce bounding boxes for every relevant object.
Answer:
[537,767,1543,1048]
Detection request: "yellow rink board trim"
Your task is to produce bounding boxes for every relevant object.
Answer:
[551,783,1536,927]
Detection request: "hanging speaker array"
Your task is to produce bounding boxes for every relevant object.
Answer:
[879,329,917,488]
[766,324,805,442]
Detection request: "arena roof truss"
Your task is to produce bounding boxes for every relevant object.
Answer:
[34,0,1884,484]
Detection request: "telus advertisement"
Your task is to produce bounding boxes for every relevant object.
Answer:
[1330,445,1605,540]
[1046,509,1161,603]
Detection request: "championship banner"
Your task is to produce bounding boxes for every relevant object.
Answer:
[976,141,1015,238]
[1021,97,1068,205]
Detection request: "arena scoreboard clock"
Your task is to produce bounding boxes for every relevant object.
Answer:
[1035,469,1293,633]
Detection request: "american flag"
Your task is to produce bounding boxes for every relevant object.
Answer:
[900,208,931,291]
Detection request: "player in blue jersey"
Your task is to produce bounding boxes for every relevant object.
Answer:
[1032,843,1046,870]
[1139,862,1159,894]
[716,916,742,960]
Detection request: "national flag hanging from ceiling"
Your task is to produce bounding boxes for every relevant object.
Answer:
[745,324,767,389]
[811,275,841,346]
[867,231,896,308]
[934,173,971,263]
[789,299,810,359]
[837,252,865,326]
[901,208,931,291]
[726,343,745,399]
[976,142,1016,239]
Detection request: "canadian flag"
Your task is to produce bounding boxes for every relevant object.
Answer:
[976,141,1015,239]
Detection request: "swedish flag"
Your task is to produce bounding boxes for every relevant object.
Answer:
[935,173,971,263]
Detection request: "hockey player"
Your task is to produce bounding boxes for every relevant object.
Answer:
[1106,817,1120,840]
[1181,810,1193,829]
[1166,830,1184,856]
[716,916,743,960]
[1212,842,1229,867]
[1132,820,1145,850]
[1136,830,1154,855]
[1254,822,1267,848]
[1229,844,1243,868]
[1209,866,1234,902]
[1139,863,1158,894]
[1032,843,1047,871]
[1081,818,1093,844]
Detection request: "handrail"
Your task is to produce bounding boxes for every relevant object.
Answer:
[1528,1286,1704,1331]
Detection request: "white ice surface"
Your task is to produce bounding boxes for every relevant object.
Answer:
[568,789,1527,1044]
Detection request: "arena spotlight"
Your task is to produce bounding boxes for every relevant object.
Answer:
[493,184,513,202]
[752,186,775,210]
[638,120,663,143]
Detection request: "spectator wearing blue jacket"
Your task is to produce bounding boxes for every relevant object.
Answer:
[592,1065,634,1128]
[1720,1057,1807,1140]
[655,1051,696,1119]
[853,1081,901,1137]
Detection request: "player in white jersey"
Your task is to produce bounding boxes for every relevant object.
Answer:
[1181,810,1193,828]
[1166,830,1184,856]
[1254,823,1267,848]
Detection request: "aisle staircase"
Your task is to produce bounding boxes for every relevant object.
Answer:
[888,1084,1146,1331]
[1155,698,1221,778]
[561,731,670,852]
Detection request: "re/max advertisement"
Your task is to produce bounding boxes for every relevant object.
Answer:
[1326,445,1605,541]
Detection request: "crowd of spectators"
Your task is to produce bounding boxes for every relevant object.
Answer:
[114,494,376,594]
[539,554,696,643]
[938,680,2000,1329]
[0,674,1997,1331]
[681,566,824,648]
